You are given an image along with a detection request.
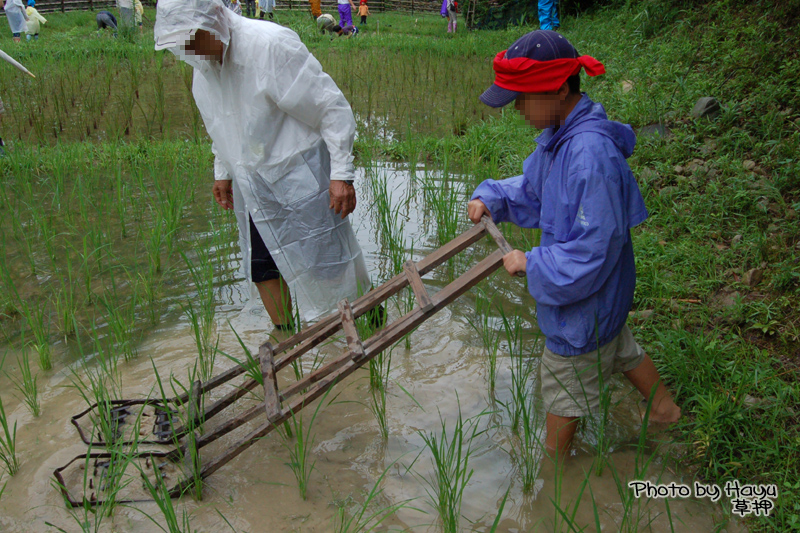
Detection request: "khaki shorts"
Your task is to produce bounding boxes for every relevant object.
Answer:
[540,325,645,418]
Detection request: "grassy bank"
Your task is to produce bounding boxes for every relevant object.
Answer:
[0,1,796,530]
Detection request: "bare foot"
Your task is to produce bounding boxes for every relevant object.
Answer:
[641,400,681,425]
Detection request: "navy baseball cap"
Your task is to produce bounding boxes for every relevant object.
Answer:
[480,30,578,108]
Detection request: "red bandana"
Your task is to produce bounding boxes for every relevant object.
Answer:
[492,50,606,93]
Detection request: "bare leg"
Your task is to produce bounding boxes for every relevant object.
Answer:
[623,354,681,424]
[255,278,293,327]
[545,413,579,460]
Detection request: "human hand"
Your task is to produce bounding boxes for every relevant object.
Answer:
[467,199,490,224]
[212,180,234,210]
[503,250,527,276]
[330,180,356,218]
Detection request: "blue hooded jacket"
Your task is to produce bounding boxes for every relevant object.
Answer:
[472,95,648,356]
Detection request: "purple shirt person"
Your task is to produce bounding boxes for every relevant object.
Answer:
[337,0,355,27]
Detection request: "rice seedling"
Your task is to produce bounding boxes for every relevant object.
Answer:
[6,350,41,418]
[219,322,264,387]
[137,460,195,532]
[368,348,392,440]
[150,362,207,500]
[0,395,19,476]
[488,489,511,532]
[20,299,52,371]
[333,456,418,533]
[70,357,123,447]
[496,305,533,435]
[99,284,140,363]
[466,289,501,395]
[420,168,464,248]
[549,459,593,533]
[182,250,218,382]
[283,389,331,501]
[588,347,614,477]
[54,258,80,339]
[514,390,543,494]
[417,401,488,533]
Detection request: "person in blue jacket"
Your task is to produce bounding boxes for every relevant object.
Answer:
[538,0,559,31]
[467,30,681,459]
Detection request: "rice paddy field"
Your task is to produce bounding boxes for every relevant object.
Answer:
[0,1,798,531]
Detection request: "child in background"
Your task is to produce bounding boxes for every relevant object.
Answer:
[358,0,368,25]
[468,30,680,459]
[25,0,46,41]
[332,23,358,37]
[134,0,143,33]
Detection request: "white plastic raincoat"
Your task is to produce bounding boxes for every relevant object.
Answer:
[154,0,370,322]
[4,0,28,34]
[25,6,46,35]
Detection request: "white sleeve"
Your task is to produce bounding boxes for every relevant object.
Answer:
[260,31,356,182]
[213,145,230,181]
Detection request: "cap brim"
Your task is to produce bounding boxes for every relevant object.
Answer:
[479,84,519,108]
[154,29,195,51]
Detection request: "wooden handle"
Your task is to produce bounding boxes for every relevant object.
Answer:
[480,215,526,278]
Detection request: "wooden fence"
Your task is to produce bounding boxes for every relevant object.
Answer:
[16,0,116,14]
[14,0,459,15]
[7,0,501,18]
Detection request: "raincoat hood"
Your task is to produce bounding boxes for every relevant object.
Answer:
[154,0,231,52]
[543,94,636,158]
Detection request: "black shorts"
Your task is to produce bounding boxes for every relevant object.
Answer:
[250,217,281,283]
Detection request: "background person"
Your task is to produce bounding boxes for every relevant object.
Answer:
[4,0,28,43]
[257,0,274,20]
[538,0,559,30]
[309,0,321,19]
[317,13,335,34]
[25,0,46,41]
[357,0,368,25]
[154,0,373,329]
[243,0,254,17]
[116,0,134,32]
[337,0,356,28]
[332,23,358,37]
[446,0,457,33]
[134,0,144,33]
[222,0,242,15]
[96,10,118,32]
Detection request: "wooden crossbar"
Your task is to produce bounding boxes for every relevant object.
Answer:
[404,260,434,312]
[58,217,525,504]
[260,344,281,421]
[338,299,365,361]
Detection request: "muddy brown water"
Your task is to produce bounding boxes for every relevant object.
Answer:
[0,164,741,532]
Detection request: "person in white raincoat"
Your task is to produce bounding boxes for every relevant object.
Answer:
[154,0,371,327]
[4,0,29,42]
